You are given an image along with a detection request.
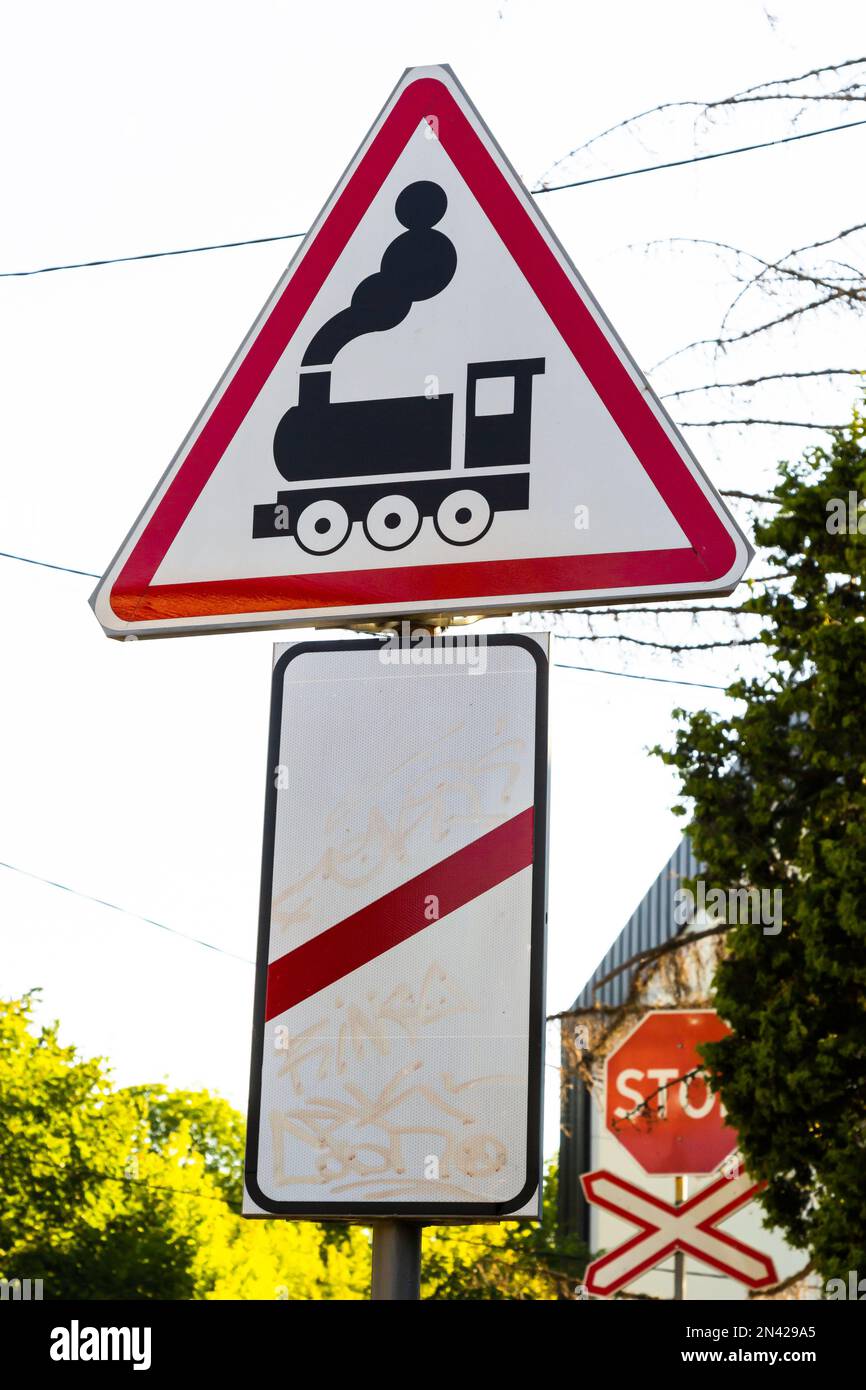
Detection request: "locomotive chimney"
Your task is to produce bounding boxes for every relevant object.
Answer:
[297,368,331,408]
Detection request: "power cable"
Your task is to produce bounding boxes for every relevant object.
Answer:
[0,231,306,280]
[2,118,864,280]
[0,550,738,693]
[0,548,100,578]
[27,1152,244,1212]
[531,115,866,193]
[554,661,730,692]
[0,860,254,964]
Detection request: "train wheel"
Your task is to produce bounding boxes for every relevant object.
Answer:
[295,499,351,554]
[434,489,492,546]
[363,494,421,550]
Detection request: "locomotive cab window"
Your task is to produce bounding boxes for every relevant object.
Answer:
[474,375,516,417]
[464,358,545,473]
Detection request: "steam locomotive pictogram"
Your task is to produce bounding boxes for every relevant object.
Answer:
[252,179,545,554]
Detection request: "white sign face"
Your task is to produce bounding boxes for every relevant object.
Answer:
[244,635,547,1218]
[92,65,751,639]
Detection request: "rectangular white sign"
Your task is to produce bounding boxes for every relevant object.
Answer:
[244,633,548,1218]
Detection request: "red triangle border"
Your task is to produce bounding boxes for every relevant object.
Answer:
[110,75,738,624]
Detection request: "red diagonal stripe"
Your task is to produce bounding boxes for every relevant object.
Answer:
[265,805,534,1021]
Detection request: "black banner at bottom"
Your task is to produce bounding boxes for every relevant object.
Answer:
[0,1294,860,1376]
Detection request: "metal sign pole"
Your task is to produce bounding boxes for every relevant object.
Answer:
[673,1175,687,1300]
[371,1221,422,1300]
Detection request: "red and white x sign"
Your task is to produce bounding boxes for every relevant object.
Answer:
[581,1166,779,1295]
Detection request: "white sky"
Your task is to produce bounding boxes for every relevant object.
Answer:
[1,0,862,1160]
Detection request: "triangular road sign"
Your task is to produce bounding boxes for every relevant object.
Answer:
[92,65,752,638]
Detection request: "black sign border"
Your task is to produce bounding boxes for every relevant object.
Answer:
[244,633,548,1219]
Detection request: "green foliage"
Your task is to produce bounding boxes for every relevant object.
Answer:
[125,1084,245,1205]
[657,410,866,1278]
[0,994,370,1299]
[1,994,581,1299]
[421,1161,588,1299]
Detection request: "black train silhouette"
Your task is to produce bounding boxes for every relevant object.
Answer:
[254,179,545,554]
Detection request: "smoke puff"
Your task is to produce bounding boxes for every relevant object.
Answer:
[302,181,457,367]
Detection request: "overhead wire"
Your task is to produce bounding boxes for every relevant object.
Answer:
[0,552,741,693]
[0,859,254,964]
[531,115,866,194]
[0,99,774,955]
[0,97,829,1268]
[0,547,100,578]
[0,109,849,599]
[1,117,863,280]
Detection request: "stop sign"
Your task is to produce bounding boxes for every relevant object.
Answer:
[604,1010,738,1175]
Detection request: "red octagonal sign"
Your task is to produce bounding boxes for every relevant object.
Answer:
[605,1009,738,1176]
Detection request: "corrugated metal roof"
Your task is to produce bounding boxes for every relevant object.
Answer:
[569,836,700,1011]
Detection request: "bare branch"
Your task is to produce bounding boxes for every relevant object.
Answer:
[556,633,763,652]
[780,220,866,260]
[592,923,734,993]
[716,290,855,346]
[557,574,795,611]
[558,603,762,616]
[750,263,865,301]
[715,229,866,338]
[682,417,846,429]
[640,226,865,367]
[709,57,866,100]
[662,369,862,400]
[702,90,866,109]
[643,233,764,264]
[721,489,783,503]
[612,1066,702,1123]
[547,1005,622,1022]
[537,101,711,185]
[538,58,866,183]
